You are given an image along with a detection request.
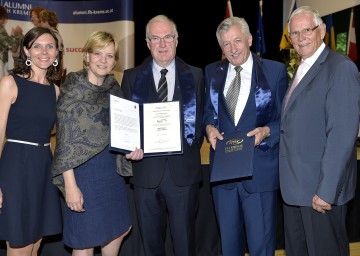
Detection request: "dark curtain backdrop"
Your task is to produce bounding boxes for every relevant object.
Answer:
[134,1,360,70]
[134,0,284,68]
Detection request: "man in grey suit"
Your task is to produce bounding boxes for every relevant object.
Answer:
[279,6,360,256]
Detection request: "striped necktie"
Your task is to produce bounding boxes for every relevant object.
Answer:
[157,69,168,102]
[226,66,242,122]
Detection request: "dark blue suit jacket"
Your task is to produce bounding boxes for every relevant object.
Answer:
[203,53,288,192]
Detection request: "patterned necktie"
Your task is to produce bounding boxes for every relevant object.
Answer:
[226,66,242,122]
[284,61,306,108]
[157,69,168,102]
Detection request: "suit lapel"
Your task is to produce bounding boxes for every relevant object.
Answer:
[209,60,229,123]
[132,56,157,103]
[282,47,329,119]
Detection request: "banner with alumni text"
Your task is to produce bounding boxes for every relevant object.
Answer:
[1,0,134,81]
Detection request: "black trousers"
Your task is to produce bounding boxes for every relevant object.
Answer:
[133,165,199,256]
[283,203,349,256]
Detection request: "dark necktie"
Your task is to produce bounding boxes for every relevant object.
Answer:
[157,69,168,102]
[225,66,242,122]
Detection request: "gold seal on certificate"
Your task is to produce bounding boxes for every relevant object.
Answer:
[109,94,183,156]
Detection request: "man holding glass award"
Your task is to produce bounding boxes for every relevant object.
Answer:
[118,15,204,256]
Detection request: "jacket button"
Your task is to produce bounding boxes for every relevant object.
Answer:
[280,130,284,133]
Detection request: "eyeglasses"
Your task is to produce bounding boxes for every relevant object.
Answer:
[147,35,176,44]
[289,25,320,39]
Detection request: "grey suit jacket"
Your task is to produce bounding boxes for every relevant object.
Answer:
[279,46,360,207]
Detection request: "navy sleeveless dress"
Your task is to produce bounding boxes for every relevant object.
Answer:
[0,75,62,246]
[63,148,132,249]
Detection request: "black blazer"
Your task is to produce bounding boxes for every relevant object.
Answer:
[121,56,205,188]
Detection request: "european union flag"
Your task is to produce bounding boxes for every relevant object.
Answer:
[256,2,266,57]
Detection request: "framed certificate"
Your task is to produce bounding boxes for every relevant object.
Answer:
[210,130,254,183]
[109,94,183,156]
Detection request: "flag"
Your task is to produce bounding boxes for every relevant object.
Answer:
[225,0,233,18]
[347,8,358,62]
[279,0,297,49]
[256,0,266,56]
[222,0,234,59]
[325,15,336,51]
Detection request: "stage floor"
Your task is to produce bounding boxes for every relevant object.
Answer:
[268,242,360,256]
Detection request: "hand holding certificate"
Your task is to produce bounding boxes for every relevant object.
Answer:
[110,95,141,152]
[210,130,254,183]
[109,94,183,156]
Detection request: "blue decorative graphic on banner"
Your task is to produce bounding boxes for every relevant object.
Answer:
[1,0,133,23]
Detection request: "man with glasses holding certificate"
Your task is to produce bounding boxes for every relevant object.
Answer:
[121,14,204,256]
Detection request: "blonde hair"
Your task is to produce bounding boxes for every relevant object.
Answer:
[82,31,119,68]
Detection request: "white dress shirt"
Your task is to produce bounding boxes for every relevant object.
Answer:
[224,54,253,124]
[153,60,175,101]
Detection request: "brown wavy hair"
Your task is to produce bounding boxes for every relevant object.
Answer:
[0,5,8,20]
[39,10,59,28]
[12,26,63,84]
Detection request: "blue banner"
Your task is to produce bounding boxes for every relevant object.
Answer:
[1,0,133,23]
[3,0,135,81]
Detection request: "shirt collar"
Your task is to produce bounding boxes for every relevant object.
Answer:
[302,42,326,67]
[153,59,175,74]
[229,53,253,74]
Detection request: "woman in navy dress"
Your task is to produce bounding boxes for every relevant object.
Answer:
[52,31,143,256]
[0,27,63,255]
